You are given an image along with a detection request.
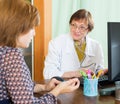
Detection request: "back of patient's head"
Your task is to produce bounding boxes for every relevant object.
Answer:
[0,0,40,47]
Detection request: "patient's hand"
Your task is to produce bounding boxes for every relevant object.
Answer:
[50,78,80,97]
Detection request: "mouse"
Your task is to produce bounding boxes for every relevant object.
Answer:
[52,76,64,82]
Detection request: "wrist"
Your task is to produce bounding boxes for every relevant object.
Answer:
[49,87,60,97]
[34,84,46,93]
[41,84,46,91]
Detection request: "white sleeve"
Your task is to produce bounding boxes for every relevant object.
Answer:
[95,43,105,72]
[43,40,64,79]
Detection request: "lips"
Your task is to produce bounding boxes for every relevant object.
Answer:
[74,33,81,37]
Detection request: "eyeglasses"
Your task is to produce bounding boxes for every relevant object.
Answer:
[70,23,88,32]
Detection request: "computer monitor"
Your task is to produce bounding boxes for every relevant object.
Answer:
[108,22,120,81]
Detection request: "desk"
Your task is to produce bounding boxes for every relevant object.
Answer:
[56,86,120,104]
[35,82,120,104]
[35,81,120,104]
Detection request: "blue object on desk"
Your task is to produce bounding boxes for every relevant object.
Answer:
[84,78,98,96]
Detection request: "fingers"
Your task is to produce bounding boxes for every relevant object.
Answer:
[50,78,61,88]
[46,78,61,91]
[72,78,80,87]
[67,78,80,88]
[104,68,108,74]
[50,78,80,96]
[51,78,61,85]
[64,78,80,92]
[52,77,80,89]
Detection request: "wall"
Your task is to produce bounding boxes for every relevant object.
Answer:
[52,0,120,68]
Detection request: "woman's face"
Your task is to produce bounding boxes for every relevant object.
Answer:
[16,28,35,48]
[70,19,88,42]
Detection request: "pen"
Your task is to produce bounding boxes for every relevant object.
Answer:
[96,69,104,78]
[92,73,96,79]
[80,70,87,79]
[86,69,92,79]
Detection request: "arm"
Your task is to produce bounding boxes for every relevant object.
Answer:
[4,49,57,104]
[62,70,81,78]
[95,43,108,76]
[34,78,60,93]
[34,77,80,97]
[43,40,64,79]
[34,84,46,93]
[96,43,104,70]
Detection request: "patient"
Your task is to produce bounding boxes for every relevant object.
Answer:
[0,0,80,103]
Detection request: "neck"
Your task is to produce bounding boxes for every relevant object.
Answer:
[75,38,86,46]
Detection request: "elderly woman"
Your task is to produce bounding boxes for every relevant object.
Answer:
[44,9,107,79]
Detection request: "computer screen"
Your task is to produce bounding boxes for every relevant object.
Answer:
[108,22,120,81]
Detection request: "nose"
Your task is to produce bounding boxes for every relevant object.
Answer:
[75,27,80,33]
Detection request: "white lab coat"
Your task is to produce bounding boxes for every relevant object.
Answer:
[43,34,104,79]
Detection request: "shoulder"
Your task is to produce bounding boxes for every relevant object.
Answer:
[0,46,23,60]
[52,34,69,42]
[49,34,71,47]
[86,37,103,53]
[3,46,21,55]
[87,37,101,47]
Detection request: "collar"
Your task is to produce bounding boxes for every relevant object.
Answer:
[65,34,75,53]
[85,36,95,56]
[65,34,96,57]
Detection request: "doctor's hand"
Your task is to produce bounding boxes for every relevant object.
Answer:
[96,68,108,78]
[62,71,81,78]
[49,78,80,97]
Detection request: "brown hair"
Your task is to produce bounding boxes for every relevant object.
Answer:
[0,0,40,47]
[69,9,94,32]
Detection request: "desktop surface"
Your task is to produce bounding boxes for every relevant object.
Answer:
[98,75,116,96]
[79,75,116,96]
[35,79,120,104]
[35,86,119,104]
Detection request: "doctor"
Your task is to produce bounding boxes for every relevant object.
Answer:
[43,9,105,79]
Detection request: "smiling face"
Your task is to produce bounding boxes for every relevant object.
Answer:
[16,28,35,48]
[70,19,89,42]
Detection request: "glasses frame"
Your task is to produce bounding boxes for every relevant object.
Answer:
[70,23,88,32]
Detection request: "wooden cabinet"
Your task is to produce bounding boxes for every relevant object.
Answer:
[33,0,52,82]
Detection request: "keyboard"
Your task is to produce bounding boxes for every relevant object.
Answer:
[98,75,108,82]
[98,75,114,87]
[79,75,109,86]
